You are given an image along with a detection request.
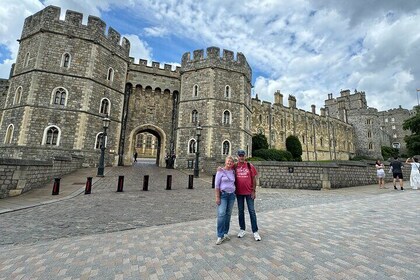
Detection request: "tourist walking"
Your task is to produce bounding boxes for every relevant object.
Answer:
[133,151,138,162]
[375,160,386,189]
[235,149,261,241]
[390,156,404,191]
[214,156,236,245]
[405,157,420,190]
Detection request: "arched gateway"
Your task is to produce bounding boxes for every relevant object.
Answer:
[128,125,166,166]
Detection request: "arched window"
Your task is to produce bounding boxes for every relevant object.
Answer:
[4,124,14,144]
[42,126,61,146]
[259,115,262,123]
[51,87,68,106]
[302,135,306,144]
[246,116,249,129]
[320,137,323,147]
[223,110,231,125]
[100,98,110,115]
[193,84,199,97]
[14,87,22,105]
[24,52,30,67]
[191,110,198,124]
[368,142,373,150]
[61,53,71,68]
[188,139,197,154]
[225,85,231,98]
[107,67,114,81]
[222,140,230,155]
[367,130,372,138]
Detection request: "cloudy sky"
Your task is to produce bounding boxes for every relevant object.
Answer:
[0,0,419,112]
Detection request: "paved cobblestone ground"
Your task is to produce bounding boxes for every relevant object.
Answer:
[0,162,419,279]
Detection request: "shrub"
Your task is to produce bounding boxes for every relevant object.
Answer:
[253,149,293,161]
[285,135,303,161]
[252,133,269,152]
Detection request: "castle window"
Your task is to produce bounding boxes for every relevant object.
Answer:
[61,53,71,68]
[393,134,397,139]
[188,139,197,154]
[367,131,372,138]
[320,137,323,146]
[259,115,262,123]
[107,67,114,81]
[368,142,373,150]
[222,140,230,155]
[4,124,14,144]
[225,85,231,98]
[366,119,371,125]
[42,125,61,146]
[146,135,152,149]
[391,118,395,123]
[193,85,199,97]
[223,110,231,125]
[392,125,396,130]
[266,115,269,124]
[51,87,68,106]
[100,98,111,115]
[385,118,388,123]
[13,87,22,105]
[246,116,249,129]
[281,118,284,128]
[310,137,313,145]
[302,135,306,144]
[24,52,30,67]
[95,133,104,149]
[191,110,199,124]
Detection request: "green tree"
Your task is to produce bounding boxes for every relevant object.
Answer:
[381,146,399,161]
[403,106,420,156]
[252,133,268,152]
[286,135,303,161]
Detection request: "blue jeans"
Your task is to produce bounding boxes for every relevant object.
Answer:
[236,194,258,233]
[217,192,236,238]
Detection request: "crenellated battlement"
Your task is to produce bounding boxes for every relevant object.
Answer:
[181,47,251,81]
[129,58,181,76]
[21,6,130,58]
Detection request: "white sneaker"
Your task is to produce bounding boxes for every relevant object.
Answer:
[237,230,246,238]
[253,232,261,241]
[223,234,230,241]
[216,237,223,245]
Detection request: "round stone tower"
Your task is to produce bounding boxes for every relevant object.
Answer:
[176,47,253,171]
[1,6,130,165]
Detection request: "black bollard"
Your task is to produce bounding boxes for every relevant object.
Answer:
[117,175,124,192]
[52,177,61,195]
[85,177,92,194]
[166,175,172,190]
[188,174,194,189]
[212,174,216,189]
[143,175,149,191]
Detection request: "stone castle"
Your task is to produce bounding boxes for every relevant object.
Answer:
[0,6,413,173]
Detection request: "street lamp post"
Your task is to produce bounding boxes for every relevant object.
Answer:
[193,122,202,178]
[97,114,111,177]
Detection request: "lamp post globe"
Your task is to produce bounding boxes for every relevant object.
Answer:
[193,122,202,177]
[97,114,110,177]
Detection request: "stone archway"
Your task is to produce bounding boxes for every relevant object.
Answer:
[129,124,166,166]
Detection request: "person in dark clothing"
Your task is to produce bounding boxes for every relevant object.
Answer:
[133,152,138,162]
[390,156,404,190]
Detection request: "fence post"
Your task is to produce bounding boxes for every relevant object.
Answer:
[85,177,92,194]
[117,176,124,192]
[143,175,149,191]
[52,177,61,195]
[166,175,172,190]
[188,174,194,189]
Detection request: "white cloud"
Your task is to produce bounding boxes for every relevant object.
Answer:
[123,34,152,62]
[1,0,419,112]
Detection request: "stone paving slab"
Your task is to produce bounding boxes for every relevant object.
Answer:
[1,190,419,279]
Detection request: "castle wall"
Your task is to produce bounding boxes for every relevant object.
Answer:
[251,96,355,161]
